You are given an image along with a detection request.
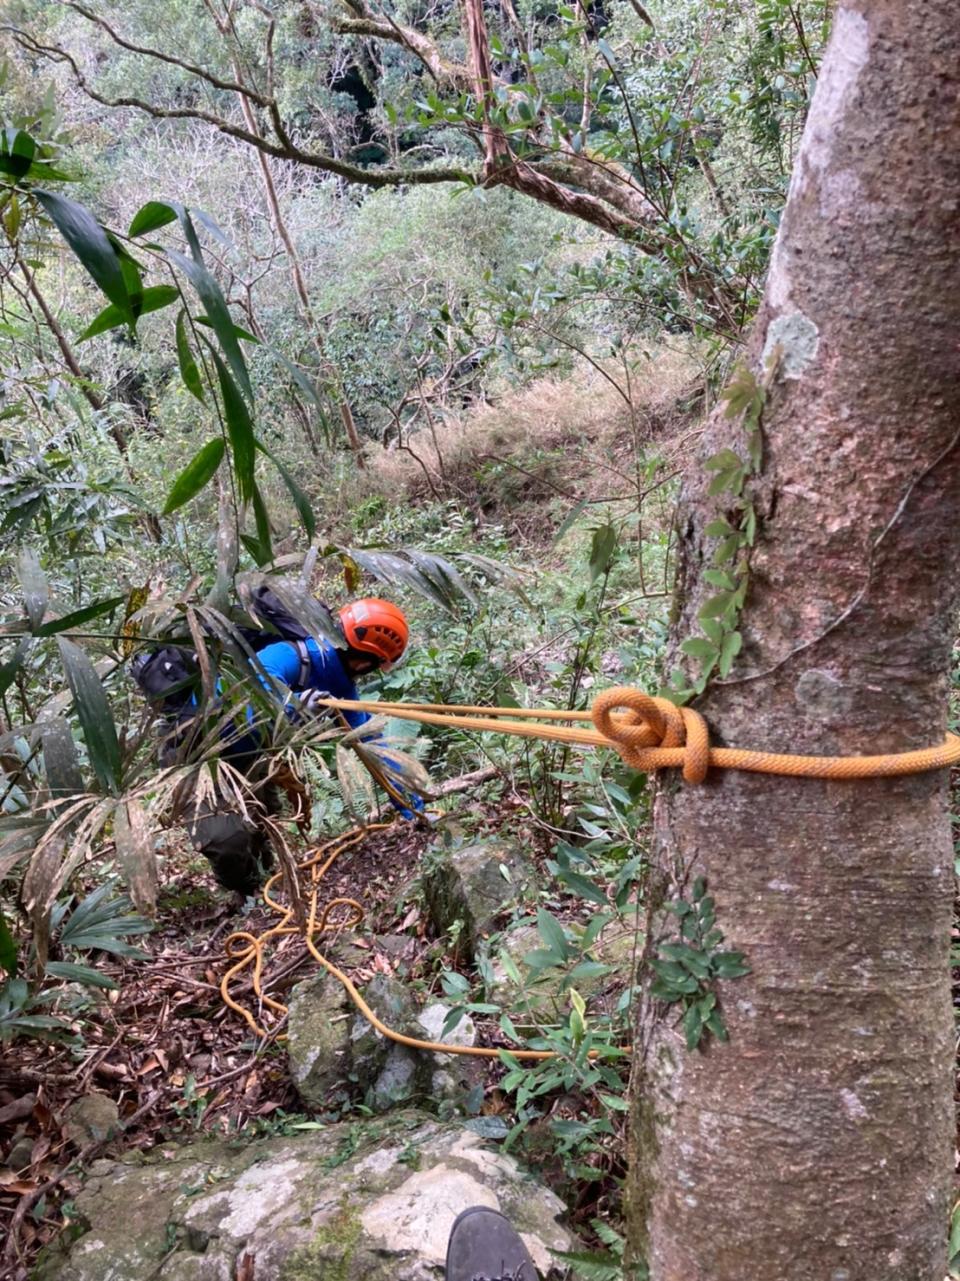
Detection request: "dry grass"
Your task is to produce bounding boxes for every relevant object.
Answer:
[346,343,704,530]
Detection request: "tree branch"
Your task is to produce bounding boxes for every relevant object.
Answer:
[64,1,272,106]
[330,13,471,90]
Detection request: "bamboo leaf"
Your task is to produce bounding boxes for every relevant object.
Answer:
[35,190,132,324]
[56,638,121,794]
[251,482,274,565]
[79,285,179,341]
[44,961,117,990]
[35,595,125,637]
[162,439,225,515]
[113,798,157,916]
[0,905,16,974]
[210,351,255,501]
[16,546,48,630]
[256,439,316,540]
[0,639,33,699]
[41,718,84,804]
[175,310,204,402]
[128,200,178,237]
[168,248,252,403]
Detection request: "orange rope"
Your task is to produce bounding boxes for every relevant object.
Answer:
[219,823,615,1058]
[220,684,960,1055]
[315,686,960,784]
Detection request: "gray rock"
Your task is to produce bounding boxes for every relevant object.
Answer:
[37,1112,574,1281]
[368,1045,420,1112]
[64,1095,121,1147]
[286,973,354,1109]
[422,841,535,961]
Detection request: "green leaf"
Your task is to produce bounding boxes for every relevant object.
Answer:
[168,249,252,403]
[210,351,255,501]
[720,365,759,418]
[703,569,737,590]
[588,524,617,585]
[683,1002,704,1050]
[537,908,570,962]
[0,638,32,699]
[256,439,316,540]
[162,438,225,515]
[713,951,750,978]
[523,947,564,970]
[35,191,131,324]
[554,497,589,543]
[704,518,735,537]
[44,960,117,990]
[195,316,260,344]
[175,310,205,403]
[41,717,84,804]
[698,592,733,621]
[79,285,179,341]
[557,868,608,905]
[0,128,36,178]
[704,448,742,472]
[712,535,742,565]
[0,906,16,974]
[680,637,719,662]
[56,637,122,794]
[252,483,274,564]
[35,595,125,637]
[128,201,178,237]
[17,545,48,630]
[718,630,743,678]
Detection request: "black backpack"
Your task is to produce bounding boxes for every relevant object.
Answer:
[130,586,318,716]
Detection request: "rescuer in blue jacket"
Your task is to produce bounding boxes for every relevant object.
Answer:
[190,598,421,895]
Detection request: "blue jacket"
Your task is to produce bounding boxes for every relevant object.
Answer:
[253,638,421,816]
[256,636,369,729]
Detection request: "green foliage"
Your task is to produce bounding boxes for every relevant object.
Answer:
[651,877,749,1050]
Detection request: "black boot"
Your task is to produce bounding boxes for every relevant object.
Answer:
[445,1207,537,1281]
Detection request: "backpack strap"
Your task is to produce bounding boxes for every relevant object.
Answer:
[293,639,311,688]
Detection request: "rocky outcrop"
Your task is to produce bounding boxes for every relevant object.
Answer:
[422,840,536,961]
[36,1113,574,1281]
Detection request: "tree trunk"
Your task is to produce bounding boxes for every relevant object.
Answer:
[627,5,960,1279]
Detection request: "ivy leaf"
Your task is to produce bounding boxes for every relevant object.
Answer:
[680,637,719,661]
[162,438,225,515]
[720,365,759,418]
[718,630,743,678]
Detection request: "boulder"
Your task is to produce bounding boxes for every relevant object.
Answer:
[422,841,535,961]
[63,1095,121,1147]
[36,1112,574,1281]
[286,973,354,1109]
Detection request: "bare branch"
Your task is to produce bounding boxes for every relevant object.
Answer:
[331,13,471,90]
[64,1,272,106]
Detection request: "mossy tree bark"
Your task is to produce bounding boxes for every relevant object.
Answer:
[626,4,960,1278]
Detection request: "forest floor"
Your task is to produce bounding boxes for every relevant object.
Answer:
[0,796,630,1276]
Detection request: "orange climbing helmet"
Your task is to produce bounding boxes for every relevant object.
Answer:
[339,598,409,665]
